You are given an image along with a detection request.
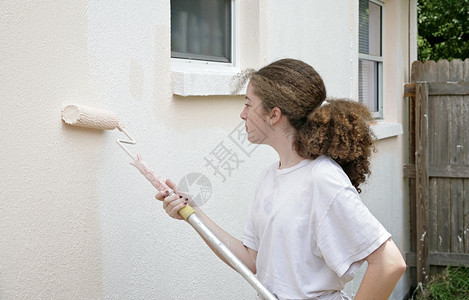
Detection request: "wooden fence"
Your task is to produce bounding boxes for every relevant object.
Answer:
[404,58,469,285]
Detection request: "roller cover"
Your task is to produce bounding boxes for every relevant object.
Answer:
[62,104,120,130]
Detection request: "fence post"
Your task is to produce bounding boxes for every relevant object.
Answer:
[415,81,430,285]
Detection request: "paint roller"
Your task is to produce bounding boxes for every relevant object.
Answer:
[61,104,276,300]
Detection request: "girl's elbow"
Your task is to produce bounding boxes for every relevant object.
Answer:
[371,240,407,277]
[396,257,407,276]
[384,239,407,276]
[389,252,407,278]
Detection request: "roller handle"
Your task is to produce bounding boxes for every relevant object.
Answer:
[130,154,195,220]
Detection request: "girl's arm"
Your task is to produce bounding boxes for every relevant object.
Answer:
[355,239,407,299]
[190,206,258,273]
[155,179,258,274]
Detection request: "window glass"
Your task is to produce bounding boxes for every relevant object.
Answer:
[359,59,379,112]
[359,1,381,56]
[171,0,232,63]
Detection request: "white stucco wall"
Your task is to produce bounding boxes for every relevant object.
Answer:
[1,0,414,299]
[1,1,103,298]
[264,0,356,99]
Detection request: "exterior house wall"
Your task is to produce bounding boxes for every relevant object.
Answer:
[0,0,414,299]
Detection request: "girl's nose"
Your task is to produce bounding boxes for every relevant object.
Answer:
[240,106,247,120]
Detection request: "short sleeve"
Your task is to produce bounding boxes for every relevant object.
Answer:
[242,164,274,251]
[242,212,259,251]
[242,176,265,252]
[316,186,391,278]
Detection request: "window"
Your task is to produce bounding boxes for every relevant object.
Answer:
[171,0,232,63]
[359,0,383,118]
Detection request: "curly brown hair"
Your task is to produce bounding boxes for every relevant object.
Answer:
[296,99,375,193]
[240,59,375,193]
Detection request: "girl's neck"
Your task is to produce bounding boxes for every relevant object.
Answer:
[271,132,304,169]
[278,151,304,169]
[265,115,304,169]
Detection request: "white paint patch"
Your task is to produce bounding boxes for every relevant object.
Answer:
[420,231,426,241]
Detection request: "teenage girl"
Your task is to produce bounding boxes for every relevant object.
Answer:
[156,59,406,300]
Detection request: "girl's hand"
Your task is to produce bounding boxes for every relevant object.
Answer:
[155,179,188,220]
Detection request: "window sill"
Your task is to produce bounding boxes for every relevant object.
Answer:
[369,121,403,140]
[171,59,243,96]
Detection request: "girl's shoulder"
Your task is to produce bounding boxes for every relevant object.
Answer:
[309,155,341,174]
[309,155,353,188]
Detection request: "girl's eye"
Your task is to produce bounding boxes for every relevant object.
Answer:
[244,103,250,107]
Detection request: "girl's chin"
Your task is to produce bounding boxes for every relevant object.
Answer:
[247,135,265,145]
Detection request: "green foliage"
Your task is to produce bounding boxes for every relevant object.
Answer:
[417,0,469,61]
[414,266,469,300]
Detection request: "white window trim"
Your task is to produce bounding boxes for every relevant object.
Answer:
[358,0,385,119]
[359,53,383,62]
[370,0,384,5]
[370,121,403,140]
[171,0,241,96]
[171,60,241,96]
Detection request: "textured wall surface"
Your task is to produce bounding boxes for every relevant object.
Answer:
[0,0,414,299]
[0,1,103,298]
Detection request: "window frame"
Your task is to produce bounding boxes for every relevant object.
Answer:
[170,0,235,65]
[358,0,384,119]
[170,0,240,96]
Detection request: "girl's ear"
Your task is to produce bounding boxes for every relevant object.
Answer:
[269,107,282,125]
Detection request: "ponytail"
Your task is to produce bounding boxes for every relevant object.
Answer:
[294,99,375,193]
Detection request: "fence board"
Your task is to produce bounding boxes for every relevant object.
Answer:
[404,82,469,96]
[403,165,469,178]
[426,64,439,256]
[434,61,451,256]
[415,81,430,284]
[429,178,438,253]
[463,107,467,253]
[448,60,465,253]
[406,252,469,267]
[423,60,437,81]
[464,59,469,81]
[437,179,451,253]
[429,166,469,178]
[411,61,423,82]
[462,70,468,249]
[409,61,421,256]
[449,59,463,81]
[451,179,464,253]
[465,179,469,253]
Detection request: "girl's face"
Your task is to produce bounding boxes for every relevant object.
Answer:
[240,82,271,144]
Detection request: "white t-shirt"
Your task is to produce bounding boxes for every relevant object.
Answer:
[242,156,391,300]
